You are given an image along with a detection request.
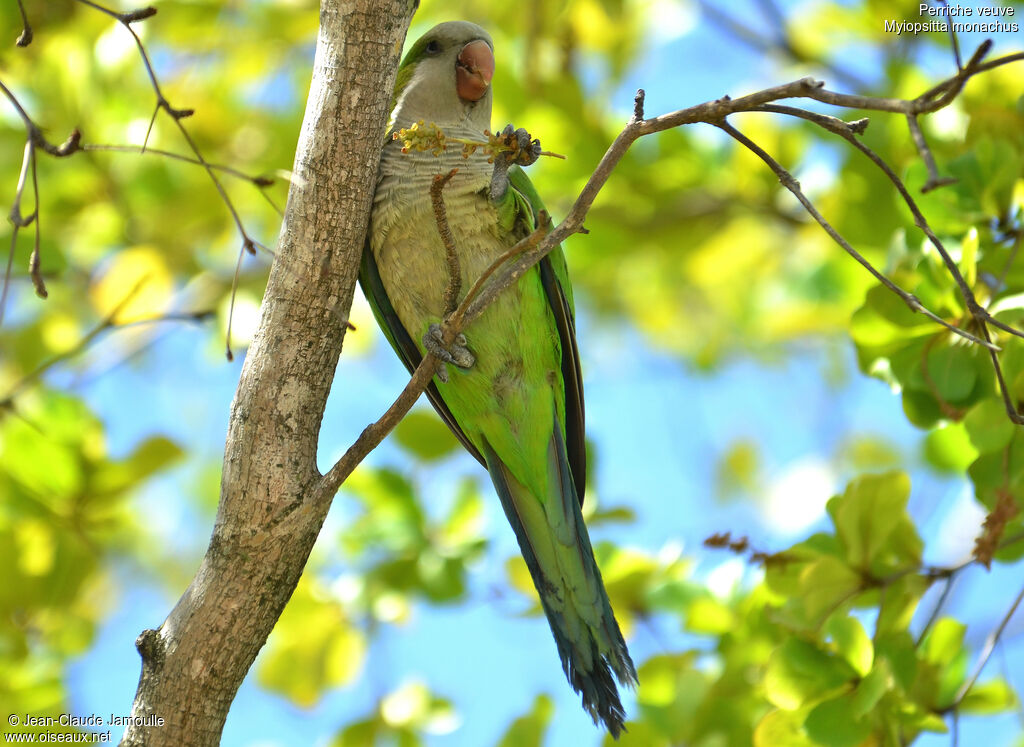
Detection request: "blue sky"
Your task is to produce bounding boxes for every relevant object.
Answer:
[50,2,1024,746]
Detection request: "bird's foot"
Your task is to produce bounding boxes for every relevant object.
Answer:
[496,124,542,167]
[490,124,542,201]
[423,323,475,383]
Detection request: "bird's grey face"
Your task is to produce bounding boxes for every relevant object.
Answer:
[392,21,495,130]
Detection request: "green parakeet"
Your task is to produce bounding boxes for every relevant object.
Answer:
[360,21,636,735]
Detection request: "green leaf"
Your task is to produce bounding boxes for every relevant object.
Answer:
[923,422,979,473]
[804,693,872,747]
[825,616,873,677]
[921,618,969,708]
[587,505,637,525]
[960,678,1019,715]
[876,573,929,635]
[924,343,977,404]
[622,651,715,742]
[392,410,460,462]
[922,618,966,667]
[798,556,865,627]
[497,695,553,747]
[850,660,893,718]
[902,387,945,429]
[764,638,856,710]
[90,436,184,497]
[436,479,485,552]
[753,708,816,747]
[258,580,367,707]
[964,398,1016,453]
[828,472,922,573]
[684,595,736,635]
[874,631,919,692]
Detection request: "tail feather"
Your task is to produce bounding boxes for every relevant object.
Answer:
[481,425,637,737]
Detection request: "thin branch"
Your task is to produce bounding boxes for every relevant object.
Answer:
[0,281,211,410]
[746,98,1024,420]
[905,114,956,193]
[73,1,248,238]
[983,322,1024,423]
[0,76,81,315]
[916,574,956,646]
[951,583,1024,707]
[14,0,32,46]
[28,142,45,299]
[70,0,261,360]
[454,220,548,329]
[939,0,963,71]
[714,117,996,350]
[81,144,277,190]
[3,6,276,370]
[224,241,248,362]
[82,143,283,217]
[0,80,82,157]
[708,528,1024,626]
[1,141,37,326]
[319,44,1024,490]
[8,141,35,229]
[1,233,15,327]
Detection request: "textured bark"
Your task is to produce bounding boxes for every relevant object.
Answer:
[121,3,414,744]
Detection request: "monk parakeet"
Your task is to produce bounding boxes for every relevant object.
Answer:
[361,21,636,735]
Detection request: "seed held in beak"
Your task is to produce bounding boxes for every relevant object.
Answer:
[456,39,494,102]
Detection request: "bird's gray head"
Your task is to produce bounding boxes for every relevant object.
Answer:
[391,21,494,131]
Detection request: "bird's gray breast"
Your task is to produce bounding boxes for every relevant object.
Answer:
[370,137,502,335]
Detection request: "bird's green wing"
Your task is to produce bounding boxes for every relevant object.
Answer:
[358,164,585,499]
[507,165,587,505]
[358,245,486,465]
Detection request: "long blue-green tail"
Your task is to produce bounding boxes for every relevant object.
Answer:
[482,423,637,737]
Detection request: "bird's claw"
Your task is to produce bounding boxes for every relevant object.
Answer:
[497,124,542,167]
[490,125,541,201]
[423,324,475,383]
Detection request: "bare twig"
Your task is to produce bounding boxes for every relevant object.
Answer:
[81,144,276,189]
[939,0,964,71]
[319,44,1024,491]
[82,143,282,216]
[70,0,260,358]
[28,143,45,299]
[14,0,32,46]
[455,220,549,328]
[224,242,248,362]
[906,114,956,193]
[0,78,82,310]
[2,6,275,368]
[951,583,1024,708]
[916,573,956,646]
[0,80,82,157]
[747,78,1024,421]
[1,141,36,325]
[714,117,995,350]
[0,280,212,410]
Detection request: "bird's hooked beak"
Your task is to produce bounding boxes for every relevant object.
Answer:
[456,39,494,102]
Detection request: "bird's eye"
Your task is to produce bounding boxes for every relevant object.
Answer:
[425,40,442,55]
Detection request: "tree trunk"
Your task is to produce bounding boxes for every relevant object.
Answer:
[121,2,414,744]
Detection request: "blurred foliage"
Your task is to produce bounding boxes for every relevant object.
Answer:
[332,679,460,746]
[1,0,1023,745]
[0,389,181,723]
